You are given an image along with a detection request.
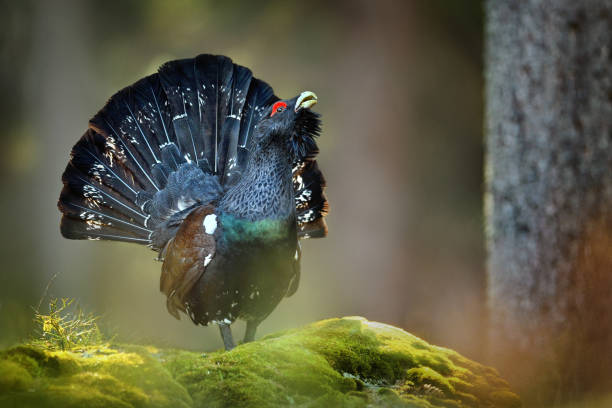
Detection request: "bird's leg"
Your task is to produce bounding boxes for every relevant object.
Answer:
[243,320,260,343]
[218,323,236,351]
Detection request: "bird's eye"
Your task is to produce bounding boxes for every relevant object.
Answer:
[270,101,287,117]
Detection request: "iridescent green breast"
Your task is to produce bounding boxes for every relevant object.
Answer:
[219,213,292,244]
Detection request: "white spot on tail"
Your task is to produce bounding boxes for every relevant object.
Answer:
[294,175,304,190]
[297,209,315,223]
[203,214,217,234]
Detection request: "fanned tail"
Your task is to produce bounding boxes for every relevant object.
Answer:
[58,54,276,246]
[58,54,327,245]
[58,124,155,243]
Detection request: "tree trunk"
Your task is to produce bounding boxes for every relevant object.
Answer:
[485,0,612,404]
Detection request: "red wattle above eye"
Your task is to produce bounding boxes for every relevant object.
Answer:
[270,101,287,117]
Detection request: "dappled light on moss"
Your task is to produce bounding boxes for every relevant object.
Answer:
[0,344,191,408]
[1,317,520,407]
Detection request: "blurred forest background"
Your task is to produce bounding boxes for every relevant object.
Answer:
[0,0,484,363]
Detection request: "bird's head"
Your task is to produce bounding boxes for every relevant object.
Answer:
[254,91,321,162]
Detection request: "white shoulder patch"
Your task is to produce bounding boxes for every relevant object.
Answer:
[203,214,217,234]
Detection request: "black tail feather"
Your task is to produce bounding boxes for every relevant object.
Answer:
[60,217,151,243]
[294,159,329,239]
[159,59,205,169]
[238,78,276,153]
[217,61,254,185]
[67,129,140,202]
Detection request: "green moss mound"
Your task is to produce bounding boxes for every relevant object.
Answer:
[0,317,520,408]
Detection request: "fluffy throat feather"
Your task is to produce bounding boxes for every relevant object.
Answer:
[289,110,321,162]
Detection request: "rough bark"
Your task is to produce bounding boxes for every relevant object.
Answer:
[485,0,612,403]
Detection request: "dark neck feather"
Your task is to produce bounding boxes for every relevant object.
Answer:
[219,139,294,221]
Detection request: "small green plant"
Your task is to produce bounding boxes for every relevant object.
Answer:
[31,297,103,350]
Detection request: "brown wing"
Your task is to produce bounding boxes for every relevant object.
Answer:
[160,205,216,319]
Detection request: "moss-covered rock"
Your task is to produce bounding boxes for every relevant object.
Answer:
[0,317,520,408]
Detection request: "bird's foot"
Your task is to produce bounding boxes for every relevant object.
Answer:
[243,320,260,344]
[218,323,236,351]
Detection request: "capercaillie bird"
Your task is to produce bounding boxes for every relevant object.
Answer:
[57,54,328,350]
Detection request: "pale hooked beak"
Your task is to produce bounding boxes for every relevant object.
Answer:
[295,91,318,112]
